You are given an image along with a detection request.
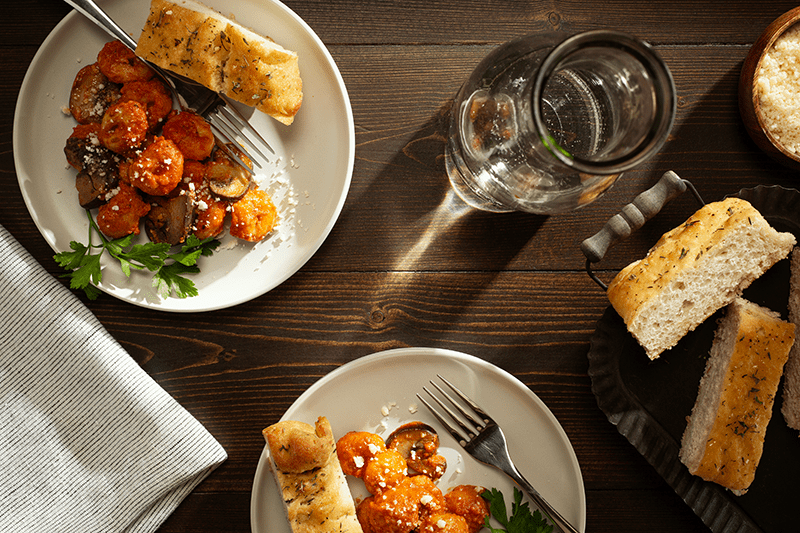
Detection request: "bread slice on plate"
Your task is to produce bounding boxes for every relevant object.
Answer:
[679,297,795,494]
[262,417,363,533]
[136,0,303,125]
[607,196,795,359]
[782,248,800,430]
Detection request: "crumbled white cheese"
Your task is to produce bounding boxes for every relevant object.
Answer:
[758,24,800,153]
[104,187,121,201]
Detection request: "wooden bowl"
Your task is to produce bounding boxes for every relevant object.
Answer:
[739,6,800,171]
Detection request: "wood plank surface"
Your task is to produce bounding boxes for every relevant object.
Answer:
[4,0,800,532]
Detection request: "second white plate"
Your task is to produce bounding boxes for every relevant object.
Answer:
[250,347,586,533]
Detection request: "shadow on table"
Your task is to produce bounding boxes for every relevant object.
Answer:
[319,99,552,346]
[337,99,548,274]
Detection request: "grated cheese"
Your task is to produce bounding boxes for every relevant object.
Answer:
[758,23,800,153]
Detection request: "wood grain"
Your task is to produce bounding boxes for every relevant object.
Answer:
[5,1,800,531]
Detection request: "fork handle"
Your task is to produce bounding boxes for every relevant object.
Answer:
[504,462,581,533]
[63,0,138,51]
[62,0,183,104]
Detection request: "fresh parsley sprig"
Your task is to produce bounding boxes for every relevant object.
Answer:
[54,210,219,300]
[482,487,554,533]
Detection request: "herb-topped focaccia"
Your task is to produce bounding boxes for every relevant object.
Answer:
[262,417,363,533]
[136,0,303,125]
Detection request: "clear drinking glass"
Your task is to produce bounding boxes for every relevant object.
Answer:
[445,30,676,214]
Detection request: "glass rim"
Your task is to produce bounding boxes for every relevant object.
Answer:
[531,30,677,174]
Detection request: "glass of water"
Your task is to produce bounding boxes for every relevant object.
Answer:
[445,30,676,214]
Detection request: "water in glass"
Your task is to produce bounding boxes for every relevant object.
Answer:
[445,31,676,214]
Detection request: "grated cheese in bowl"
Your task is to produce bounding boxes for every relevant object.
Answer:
[758,24,800,154]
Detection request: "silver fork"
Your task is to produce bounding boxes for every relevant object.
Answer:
[63,0,273,171]
[418,375,580,533]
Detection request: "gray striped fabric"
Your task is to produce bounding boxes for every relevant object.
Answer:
[0,225,227,533]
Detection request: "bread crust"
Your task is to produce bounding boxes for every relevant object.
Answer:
[224,25,303,123]
[263,417,363,533]
[679,298,794,494]
[136,0,302,125]
[781,248,800,430]
[607,197,795,359]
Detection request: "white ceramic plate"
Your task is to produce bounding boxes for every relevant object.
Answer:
[13,0,354,312]
[250,347,587,533]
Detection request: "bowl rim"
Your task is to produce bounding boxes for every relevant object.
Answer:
[744,5,800,164]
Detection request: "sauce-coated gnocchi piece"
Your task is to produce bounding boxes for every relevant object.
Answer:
[357,476,446,533]
[163,111,215,161]
[120,78,173,130]
[230,187,278,241]
[96,182,151,238]
[420,512,470,533]
[182,160,228,240]
[363,449,408,494]
[444,485,490,533]
[129,136,184,196]
[99,100,149,155]
[97,40,155,84]
[337,431,388,478]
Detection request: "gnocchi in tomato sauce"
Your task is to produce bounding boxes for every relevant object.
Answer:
[337,425,490,533]
[64,40,278,246]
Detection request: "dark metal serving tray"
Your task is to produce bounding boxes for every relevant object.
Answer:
[587,185,800,533]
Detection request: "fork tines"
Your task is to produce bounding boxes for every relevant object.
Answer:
[207,102,276,171]
[417,375,493,446]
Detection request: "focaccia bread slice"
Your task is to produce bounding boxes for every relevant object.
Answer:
[679,298,794,494]
[782,248,800,430]
[607,197,795,359]
[262,417,363,533]
[136,0,302,125]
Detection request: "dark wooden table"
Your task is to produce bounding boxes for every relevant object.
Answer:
[4,1,800,531]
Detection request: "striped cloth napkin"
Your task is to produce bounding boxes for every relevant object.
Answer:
[0,225,227,533]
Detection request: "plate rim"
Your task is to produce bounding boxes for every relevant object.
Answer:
[249,346,587,533]
[12,0,355,312]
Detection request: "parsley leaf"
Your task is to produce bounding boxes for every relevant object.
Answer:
[54,241,91,271]
[54,210,219,300]
[482,487,553,533]
[153,262,200,299]
[152,236,218,299]
[120,242,171,273]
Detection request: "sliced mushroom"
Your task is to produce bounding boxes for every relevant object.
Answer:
[386,422,447,480]
[76,171,115,210]
[69,63,121,124]
[143,191,195,245]
[68,138,121,209]
[205,143,252,200]
[64,136,88,171]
